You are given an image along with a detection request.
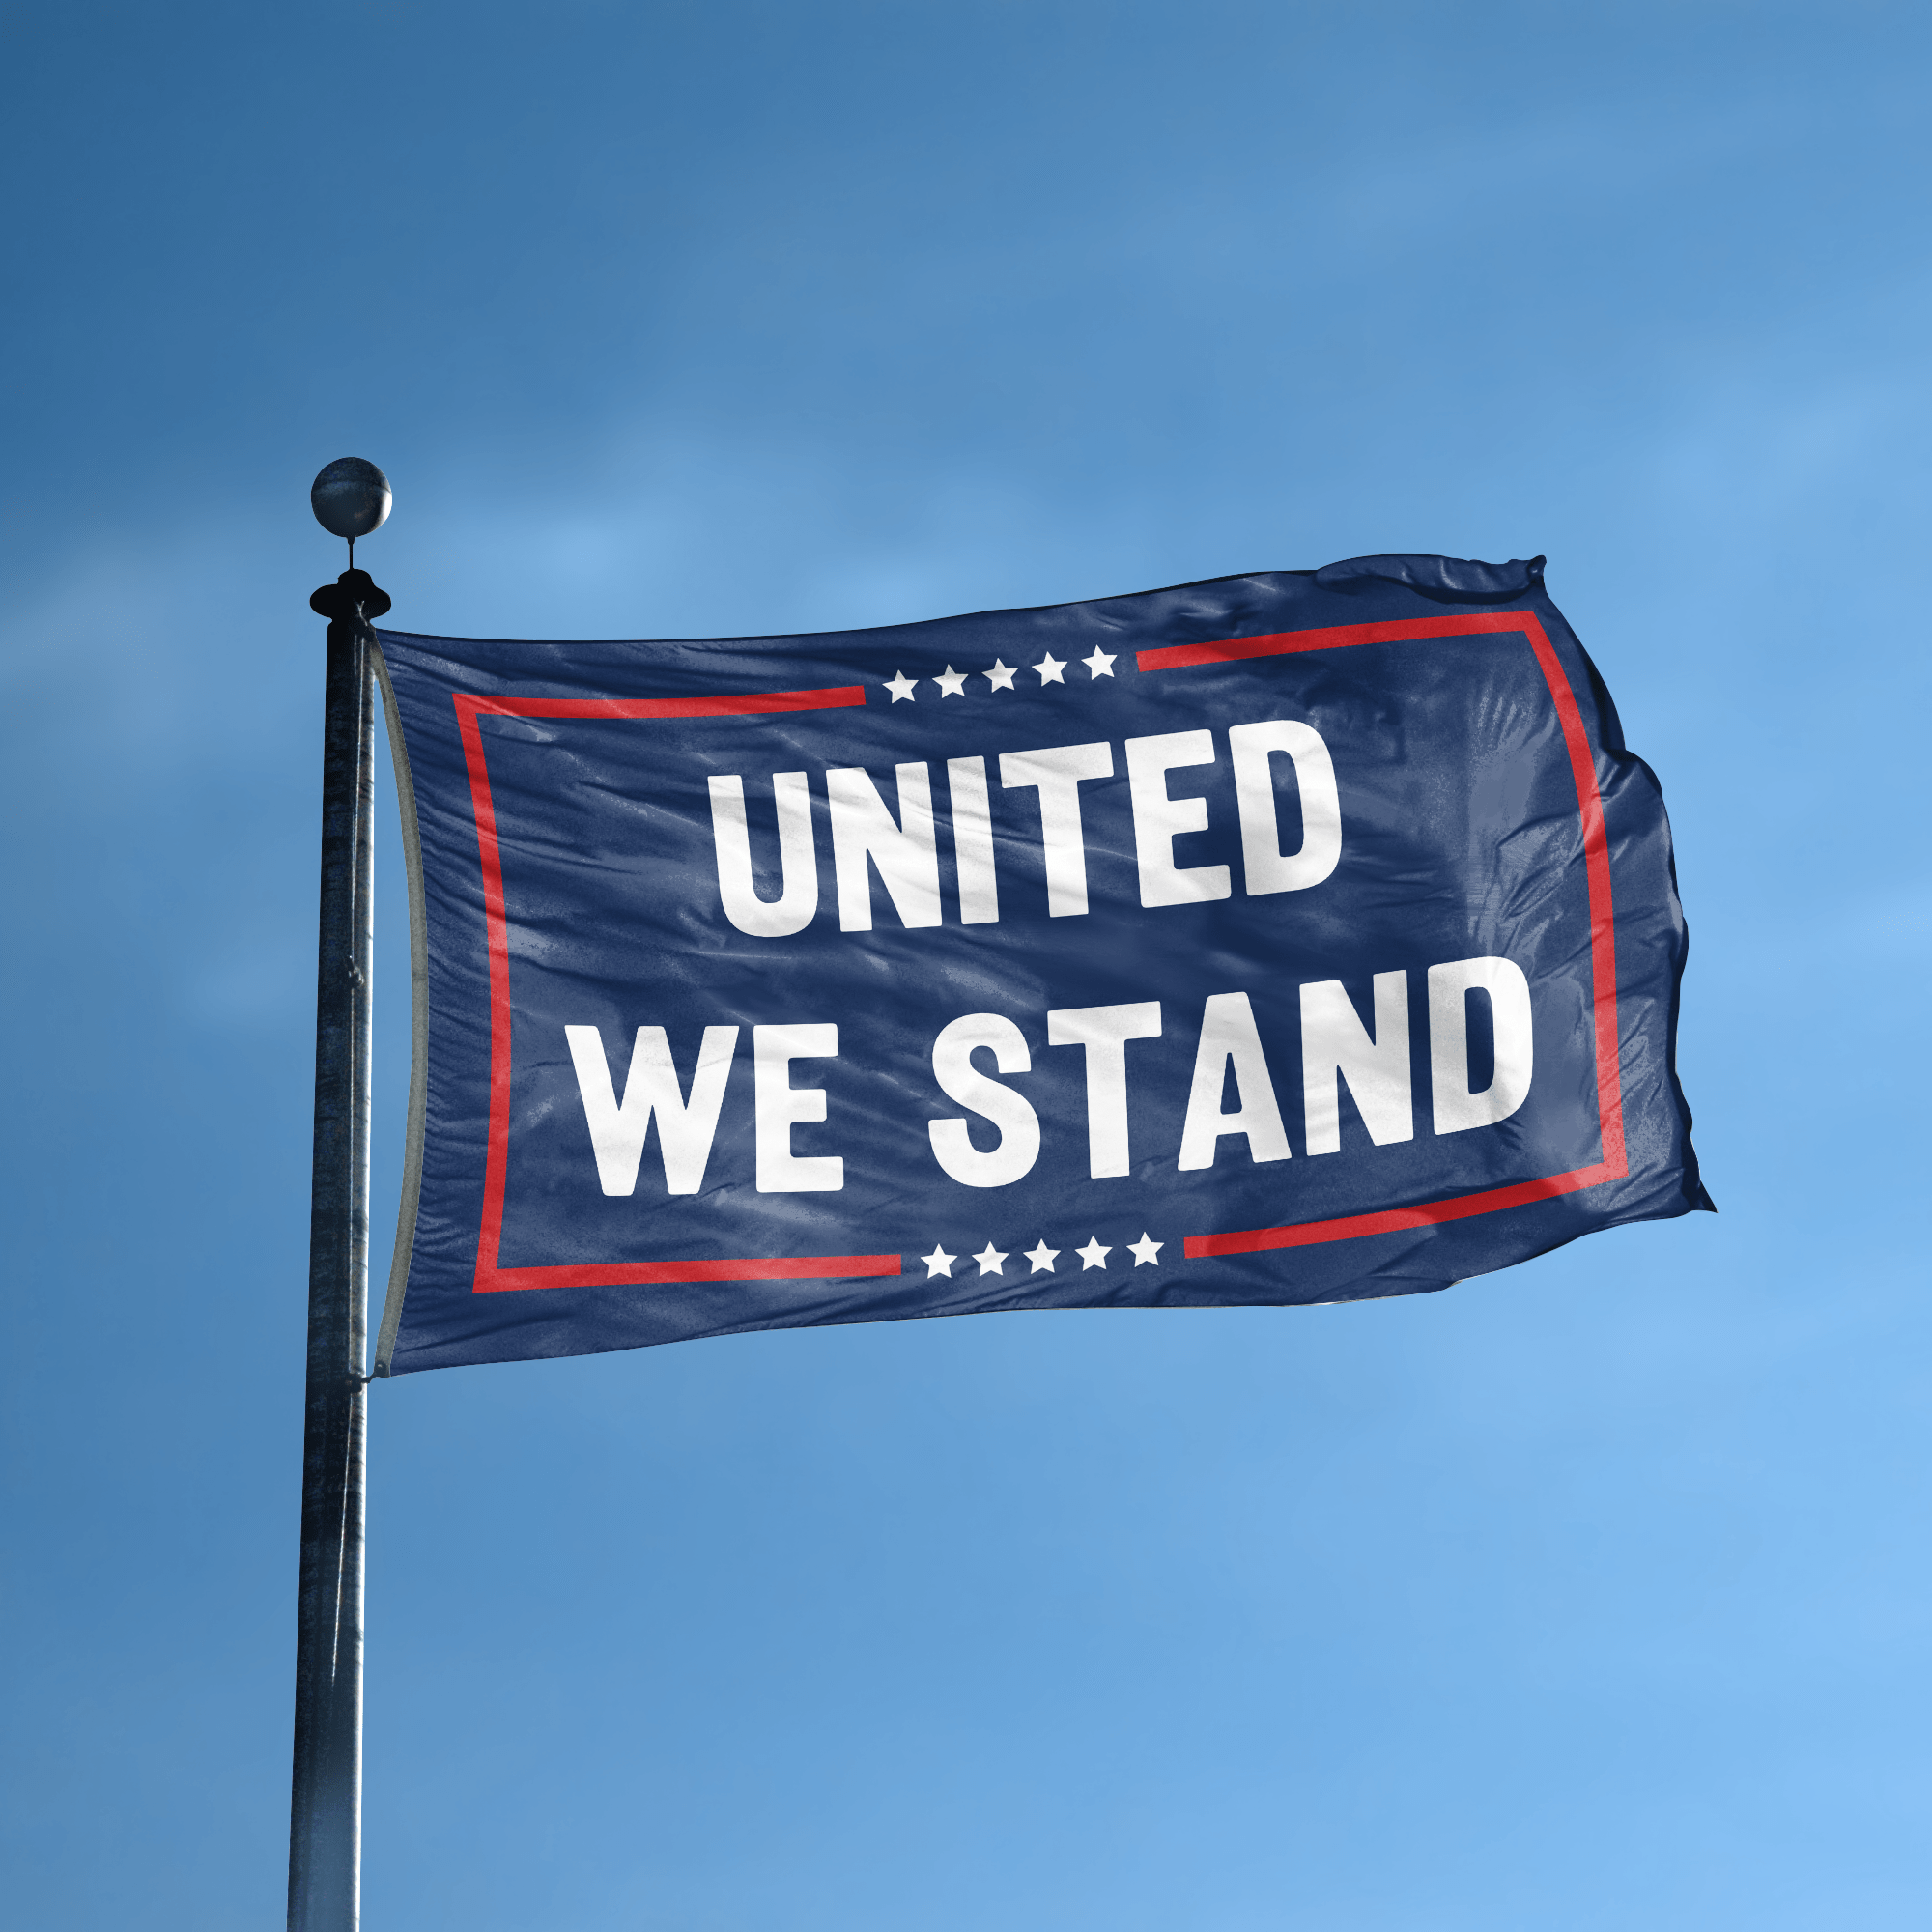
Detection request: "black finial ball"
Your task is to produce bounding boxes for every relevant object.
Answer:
[310,457,392,541]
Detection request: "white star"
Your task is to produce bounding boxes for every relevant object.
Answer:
[1128,1233,1164,1267]
[973,1242,1008,1276]
[922,1245,956,1278]
[1082,647,1117,679]
[983,659,1017,692]
[1076,1236,1112,1270]
[933,665,968,697]
[884,670,918,702]
[1033,653,1066,685]
[1024,1240,1059,1274]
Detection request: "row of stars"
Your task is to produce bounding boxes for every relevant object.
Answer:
[883,648,1118,702]
[919,1234,1164,1280]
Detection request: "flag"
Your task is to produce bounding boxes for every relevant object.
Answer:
[370,554,1707,1375]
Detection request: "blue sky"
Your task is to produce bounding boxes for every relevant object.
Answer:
[3,3,1929,1926]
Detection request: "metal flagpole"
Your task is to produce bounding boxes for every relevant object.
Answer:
[290,460,392,1932]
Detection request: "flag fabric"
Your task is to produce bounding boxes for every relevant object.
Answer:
[370,554,1708,1376]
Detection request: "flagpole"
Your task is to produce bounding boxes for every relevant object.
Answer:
[291,462,391,1932]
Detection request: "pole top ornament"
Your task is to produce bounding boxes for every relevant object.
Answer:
[310,457,392,541]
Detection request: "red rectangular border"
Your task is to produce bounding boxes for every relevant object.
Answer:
[453,612,1627,1293]
[454,683,901,1293]
[1138,611,1630,1256]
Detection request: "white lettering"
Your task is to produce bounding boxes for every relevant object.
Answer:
[1300,973,1413,1153]
[1177,992,1291,1170]
[707,774,818,939]
[1229,720,1342,895]
[1046,1001,1162,1177]
[753,1023,843,1191]
[564,1024,739,1196]
[1125,729,1230,907]
[999,741,1115,916]
[927,1013,1040,1186]
[828,764,942,932]
[1429,956,1534,1133]
[946,756,1000,925]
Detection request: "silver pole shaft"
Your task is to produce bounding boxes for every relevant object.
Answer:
[289,579,379,1931]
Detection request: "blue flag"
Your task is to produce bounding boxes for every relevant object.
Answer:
[370,554,1708,1376]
